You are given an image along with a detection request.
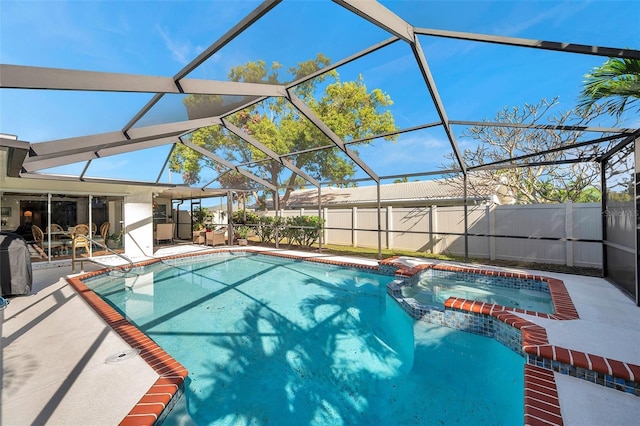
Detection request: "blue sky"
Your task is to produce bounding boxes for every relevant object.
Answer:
[1,0,638,186]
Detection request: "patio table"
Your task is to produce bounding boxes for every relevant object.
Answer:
[49,231,72,255]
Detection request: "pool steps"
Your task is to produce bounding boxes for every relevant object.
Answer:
[68,249,639,426]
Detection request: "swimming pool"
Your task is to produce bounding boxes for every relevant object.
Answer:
[85,252,524,425]
[400,269,554,313]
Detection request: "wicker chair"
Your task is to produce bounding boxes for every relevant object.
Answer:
[206,227,227,246]
[45,223,64,233]
[92,222,110,248]
[31,224,64,257]
[155,223,175,244]
[193,230,206,244]
[71,225,91,272]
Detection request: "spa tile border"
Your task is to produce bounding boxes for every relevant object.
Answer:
[66,274,188,426]
[379,256,579,320]
[451,303,640,391]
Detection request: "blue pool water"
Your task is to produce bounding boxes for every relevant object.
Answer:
[401,271,554,313]
[86,253,524,425]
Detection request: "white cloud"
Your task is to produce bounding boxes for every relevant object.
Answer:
[157,26,198,65]
[492,1,589,37]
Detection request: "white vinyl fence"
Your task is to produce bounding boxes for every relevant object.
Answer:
[262,203,602,268]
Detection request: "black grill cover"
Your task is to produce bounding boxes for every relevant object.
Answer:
[0,232,33,296]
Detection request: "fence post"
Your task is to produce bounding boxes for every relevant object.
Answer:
[387,206,393,249]
[352,207,358,247]
[431,205,438,254]
[488,204,496,260]
[565,201,574,267]
[323,207,329,245]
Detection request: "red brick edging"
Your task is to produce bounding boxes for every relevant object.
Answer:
[66,275,188,426]
[525,365,563,425]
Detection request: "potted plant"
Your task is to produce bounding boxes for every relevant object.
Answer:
[235,226,250,246]
[106,231,122,249]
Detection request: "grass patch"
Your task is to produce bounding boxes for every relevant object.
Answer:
[318,244,456,261]
[248,240,602,277]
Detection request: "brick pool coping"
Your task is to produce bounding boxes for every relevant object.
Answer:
[66,249,639,425]
[66,273,188,425]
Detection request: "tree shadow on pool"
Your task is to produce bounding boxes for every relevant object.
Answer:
[183,278,408,425]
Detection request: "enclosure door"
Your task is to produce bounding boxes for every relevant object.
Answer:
[603,140,638,305]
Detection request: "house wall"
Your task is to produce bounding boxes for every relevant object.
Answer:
[0,173,160,259]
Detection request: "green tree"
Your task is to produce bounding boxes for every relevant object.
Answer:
[578,57,640,119]
[170,55,397,206]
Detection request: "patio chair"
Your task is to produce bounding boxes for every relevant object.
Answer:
[193,229,206,244]
[31,224,64,257]
[206,227,227,247]
[155,223,174,245]
[45,223,64,233]
[92,222,110,249]
[71,225,91,272]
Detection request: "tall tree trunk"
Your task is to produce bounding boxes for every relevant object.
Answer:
[280,171,298,207]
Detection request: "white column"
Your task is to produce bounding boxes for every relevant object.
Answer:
[123,188,154,257]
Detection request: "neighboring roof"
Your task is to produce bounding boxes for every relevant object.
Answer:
[280,178,497,209]
[157,187,235,201]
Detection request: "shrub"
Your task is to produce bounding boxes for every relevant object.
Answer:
[232,209,259,225]
[235,226,250,239]
[256,216,275,243]
[286,215,324,247]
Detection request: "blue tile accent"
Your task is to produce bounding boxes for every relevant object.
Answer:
[526,355,640,397]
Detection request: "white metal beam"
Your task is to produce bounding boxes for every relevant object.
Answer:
[22,152,97,172]
[334,0,414,43]
[31,117,222,157]
[415,28,640,60]
[24,136,179,171]
[449,120,637,134]
[0,64,287,96]
[412,38,467,174]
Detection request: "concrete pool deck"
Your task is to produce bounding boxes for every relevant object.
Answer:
[1,245,639,425]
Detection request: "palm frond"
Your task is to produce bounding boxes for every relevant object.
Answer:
[577,58,640,118]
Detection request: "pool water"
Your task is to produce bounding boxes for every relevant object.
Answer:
[401,272,554,313]
[87,253,524,425]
